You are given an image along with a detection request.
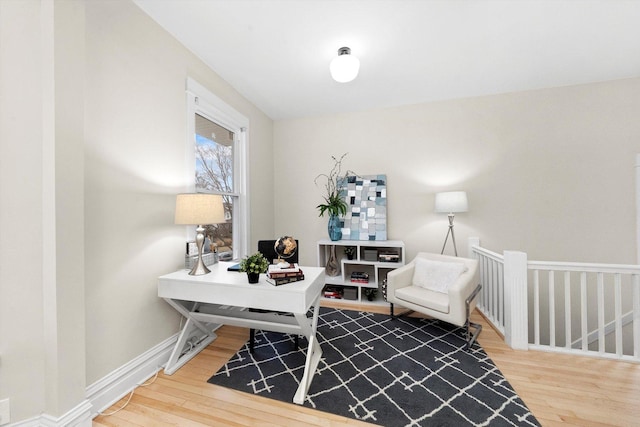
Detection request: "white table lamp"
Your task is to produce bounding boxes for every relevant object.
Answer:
[175,193,225,275]
[434,191,468,256]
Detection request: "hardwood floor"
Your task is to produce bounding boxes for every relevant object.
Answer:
[93,301,640,426]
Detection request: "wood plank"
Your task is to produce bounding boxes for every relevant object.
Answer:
[94,301,640,426]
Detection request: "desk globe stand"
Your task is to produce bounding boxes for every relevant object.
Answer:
[274,236,297,267]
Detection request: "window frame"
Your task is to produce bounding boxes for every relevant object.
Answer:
[186,77,249,260]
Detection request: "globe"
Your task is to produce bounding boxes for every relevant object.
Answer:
[274,236,297,265]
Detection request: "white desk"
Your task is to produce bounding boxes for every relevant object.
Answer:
[158,262,325,404]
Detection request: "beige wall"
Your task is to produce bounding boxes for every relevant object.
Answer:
[84,0,274,385]
[0,0,48,420]
[0,0,274,421]
[1,0,88,420]
[2,0,638,422]
[274,78,640,267]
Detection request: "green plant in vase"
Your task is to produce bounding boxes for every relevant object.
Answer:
[315,153,353,241]
[239,252,269,283]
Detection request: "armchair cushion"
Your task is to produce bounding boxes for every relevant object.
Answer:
[396,286,450,313]
[412,257,467,293]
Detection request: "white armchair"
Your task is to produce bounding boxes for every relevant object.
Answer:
[385,252,482,350]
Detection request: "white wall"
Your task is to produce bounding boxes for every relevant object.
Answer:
[2,0,638,421]
[0,0,48,420]
[274,78,640,267]
[84,0,274,385]
[0,0,274,422]
[1,0,88,420]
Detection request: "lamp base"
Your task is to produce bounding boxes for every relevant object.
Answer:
[440,213,459,257]
[188,224,211,275]
[188,256,211,275]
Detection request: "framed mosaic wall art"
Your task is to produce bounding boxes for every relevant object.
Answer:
[337,174,387,240]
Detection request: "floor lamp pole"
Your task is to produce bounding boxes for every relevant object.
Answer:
[440,213,458,256]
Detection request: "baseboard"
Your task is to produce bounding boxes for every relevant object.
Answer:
[6,334,179,426]
[85,333,178,418]
[9,400,92,427]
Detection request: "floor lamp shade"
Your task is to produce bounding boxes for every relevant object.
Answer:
[434,191,468,214]
[175,193,225,275]
[434,191,468,256]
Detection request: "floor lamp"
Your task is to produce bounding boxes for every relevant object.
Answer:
[175,193,225,275]
[435,191,468,257]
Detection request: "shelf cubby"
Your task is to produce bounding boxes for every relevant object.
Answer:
[317,239,405,305]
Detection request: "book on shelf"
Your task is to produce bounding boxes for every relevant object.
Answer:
[378,252,400,262]
[323,292,342,299]
[266,274,305,286]
[323,286,344,299]
[324,294,342,299]
[350,272,369,283]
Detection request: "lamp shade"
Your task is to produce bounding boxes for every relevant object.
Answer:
[434,191,468,214]
[175,193,225,225]
[330,47,360,83]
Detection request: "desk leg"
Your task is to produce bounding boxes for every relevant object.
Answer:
[163,298,212,336]
[292,295,323,404]
[163,298,218,375]
[165,318,217,375]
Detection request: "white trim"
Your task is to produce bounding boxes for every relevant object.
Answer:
[237,126,250,259]
[186,78,248,130]
[504,251,529,350]
[636,153,640,264]
[85,333,177,417]
[185,78,250,259]
[9,400,92,427]
[10,333,177,425]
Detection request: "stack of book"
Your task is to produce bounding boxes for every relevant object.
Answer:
[350,272,369,284]
[323,286,343,299]
[267,263,304,286]
[378,251,400,262]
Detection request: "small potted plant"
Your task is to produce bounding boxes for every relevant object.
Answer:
[343,246,356,260]
[239,252,269,283]
[364,288,378,301]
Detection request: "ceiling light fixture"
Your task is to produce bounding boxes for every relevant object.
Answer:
[330,47,360,83]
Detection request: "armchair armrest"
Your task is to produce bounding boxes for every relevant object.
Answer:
[386,262,415,296]
[446,260,480,321]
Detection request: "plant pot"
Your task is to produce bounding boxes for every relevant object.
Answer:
[327,214,342,241]
[247,272,260,283]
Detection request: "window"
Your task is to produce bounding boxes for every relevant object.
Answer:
[187,78,248,260]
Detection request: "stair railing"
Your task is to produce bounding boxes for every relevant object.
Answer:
[468,237,640,362]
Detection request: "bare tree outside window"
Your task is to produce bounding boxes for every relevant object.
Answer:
[195,113,234,258]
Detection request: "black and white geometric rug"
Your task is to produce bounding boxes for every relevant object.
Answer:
[208,307,539,427]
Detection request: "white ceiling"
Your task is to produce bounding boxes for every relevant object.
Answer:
[133,0,640,120]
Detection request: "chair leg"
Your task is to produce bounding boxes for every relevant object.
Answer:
[465,320,482,351]
[390,303,395,317]
[464,284,483,351]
